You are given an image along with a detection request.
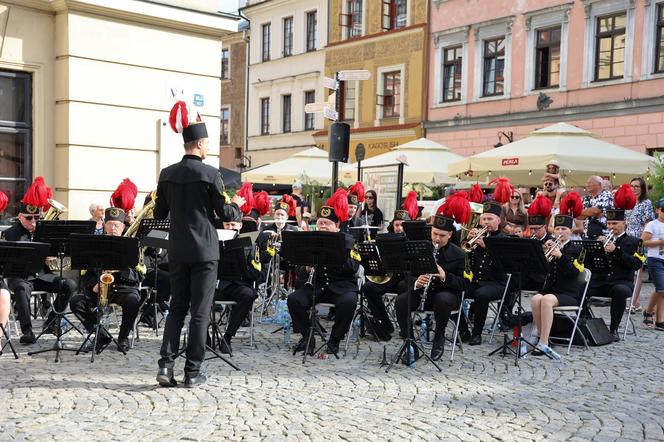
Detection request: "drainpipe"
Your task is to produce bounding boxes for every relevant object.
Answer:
[239,8,251,172]
[422,0,431,139]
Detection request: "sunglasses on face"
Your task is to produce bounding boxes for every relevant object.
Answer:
[510,195,520,199]
[366,196,375,199]
[22,215,40,221]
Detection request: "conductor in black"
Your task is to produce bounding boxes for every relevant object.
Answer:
[155,101,244,388]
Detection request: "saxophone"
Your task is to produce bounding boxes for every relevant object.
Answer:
[99,272,114,307]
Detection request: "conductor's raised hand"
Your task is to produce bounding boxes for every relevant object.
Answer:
[231,194,246,208]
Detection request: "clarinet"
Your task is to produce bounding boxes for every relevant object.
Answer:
[304,266,315,287]
[419,243,440,311]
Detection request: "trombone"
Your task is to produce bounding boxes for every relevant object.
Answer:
[461,226,489,252]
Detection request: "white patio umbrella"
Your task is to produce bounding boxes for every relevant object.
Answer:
[448,123,657,186]
[241,147,354,185]
[346,137,466,185]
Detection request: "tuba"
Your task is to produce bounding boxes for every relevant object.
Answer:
[44,199,67,220]
[99,272,114,307]
[459,202,484,243]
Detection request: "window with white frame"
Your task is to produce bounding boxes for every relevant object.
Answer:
[340,81,356,121]
[260,97,270,135]
[304,90,315,130]
[433,28,469,105]
[656,4,664,73]
[535,27,561,88]
[382,0,408,31]
[221,49,230,80]
[282,94,291,133]
[262,23,271,62]
[306,11,317,52]
[220,107,230,145]
[442,46,463,102]
[473,19,513,101]
[283,17,293,57]
[381,71,401,118]
[342,0,363,39]
[642,0,664,78]
[582,0,634,86]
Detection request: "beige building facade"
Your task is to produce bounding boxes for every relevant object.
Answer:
[242,0,328,169]
[0,0,237,221]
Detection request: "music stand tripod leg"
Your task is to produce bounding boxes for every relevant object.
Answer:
[0,323,19,359]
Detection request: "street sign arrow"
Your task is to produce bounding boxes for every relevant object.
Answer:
[323,107,338,121]
[304,102,327,113]
[322,76,337,90]
[338,69,371,81]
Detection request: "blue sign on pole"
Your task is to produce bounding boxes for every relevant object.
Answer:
[193,93,204,107]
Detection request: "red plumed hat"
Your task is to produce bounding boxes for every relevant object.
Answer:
[528,194,553,217]
[275,194,297,217]
[326,188,349,222]
[21,176,52,211]
[438,191,471,224]
[0,191,8,214]
[253,191,271,217]
[489,177,513,204]
[348,181,366,203]
[402,191,419,221]
[169,100,207,143]
[469,183,484,203]
[236,182,254,215]
[110,178,138,212]
[559,192,583,218]
[614,184,637,210]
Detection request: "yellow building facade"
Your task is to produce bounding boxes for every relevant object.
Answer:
[0,0,236,221]
[313,0,427,162]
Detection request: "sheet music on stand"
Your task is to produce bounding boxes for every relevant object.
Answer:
[571,240,609,273]
[0,242,50,278]
[402,221,431,241]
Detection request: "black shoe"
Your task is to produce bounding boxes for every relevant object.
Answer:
[469,335,482,346]
[610,329,621,342]
[219,338,232,355]
[117,337,130,353]
[184,373,208,388]
[459,329,471,343]
[326,337,340,355]
[156,368,177,387]
[294,335,316,355]
[431,333,445,361]
[20,329,36,345]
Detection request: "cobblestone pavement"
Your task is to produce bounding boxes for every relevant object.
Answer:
[2,284,664,441]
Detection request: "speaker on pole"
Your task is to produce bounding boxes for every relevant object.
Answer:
[328,122,350,163]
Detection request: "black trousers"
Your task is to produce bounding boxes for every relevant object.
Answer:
[159,260,217,377]
[215,283,256,338]
[69,288,141,340]
[144,268,171,305]
[587,283,633,330]
[362,278,405,333]
[464,281,506,336]
[8,277,76,332]
[287,286,358,341]
[395,289,461,338]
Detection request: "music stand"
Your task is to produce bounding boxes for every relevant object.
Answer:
[69,234,139,363]
[484,237,549,365]
[29,221,95,360]
[571,240,608,273]
[0,242,50,359]
[379,236,442,373]
[135,219,170,335]
[280,230,348,363]
[402,221,431,241]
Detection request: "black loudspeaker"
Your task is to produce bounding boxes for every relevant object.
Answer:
[329,122,350,163]
[550,316,613,346]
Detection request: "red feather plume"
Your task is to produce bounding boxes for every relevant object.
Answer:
[489,176,513,204]
[469,183,484,203]
[280,194,297,218]
[348,181,366,203]
[402,191,419,221]
[22,176,52,211]
[559,192,583,218]
[169,101,189,133]
[326,188,349,222]
[0,191,8,213]
[236,182,254,215]
[438,191,471,224]
[110,178,138,212]
[614,184,637,210]
[253,191,270,217]
[527,194,553,217]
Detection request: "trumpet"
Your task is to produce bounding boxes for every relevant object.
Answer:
[461,226,489,252]
[99,272,114,307]
[44,198,67,221]
[544,236,564,261]
[419,243,440,311]
[602,232,615,247]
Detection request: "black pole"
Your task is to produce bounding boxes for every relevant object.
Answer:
[396,162,404,205]
[332,162,339,191]
[331,72,342,192]
[357,160,361,181]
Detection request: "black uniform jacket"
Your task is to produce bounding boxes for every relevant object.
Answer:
[218,242,266,291]
[2,222,55,283]
[81,267,141,296]
[469,231,507,284]
[542,240,584,295]
[604,233,643,285]
[154,155,241,263]
[414,241,466,296]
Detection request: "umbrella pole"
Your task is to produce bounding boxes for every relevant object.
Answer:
[332,161,339,191]
[396,162,404,204]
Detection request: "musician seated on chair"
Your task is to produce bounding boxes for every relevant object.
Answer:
[361,209,412,341]
[214,212,265,355]
[257,196,299,286]
[460,201,508,346]
[69,208,142,353]
[530,215,584,361]
[287,191,360,356]
[395,215,466,361]
[521,214,552,291]
[2,196,77,345]
[587,208,643,342]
